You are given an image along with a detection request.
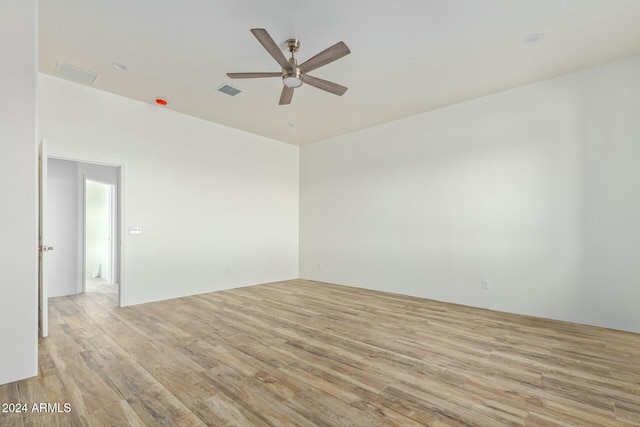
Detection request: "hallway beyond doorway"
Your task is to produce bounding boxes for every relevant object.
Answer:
[85,273,118,306]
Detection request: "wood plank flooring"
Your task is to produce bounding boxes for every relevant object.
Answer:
[1,279,639,426]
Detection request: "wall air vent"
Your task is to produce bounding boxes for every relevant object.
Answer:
[55,62,98,86]
[217,84,242,96]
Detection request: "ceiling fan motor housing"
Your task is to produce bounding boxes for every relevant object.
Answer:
[283,39,303,88]
[283,57,303,88]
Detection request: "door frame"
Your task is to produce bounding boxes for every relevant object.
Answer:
[46,154,125,308]
[83,177,117,292]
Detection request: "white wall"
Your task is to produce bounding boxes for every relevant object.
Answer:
[39,74,299,306]
[48,159,79,297]
[0,0,38,385]
[300,56,640,333]
[80,163,119,183]
[579,58,640,331]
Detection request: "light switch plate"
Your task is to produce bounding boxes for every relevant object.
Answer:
[129,226,142,235]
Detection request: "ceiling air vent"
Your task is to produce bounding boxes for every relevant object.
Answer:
[55,62,98,86]
[217,84,242,96]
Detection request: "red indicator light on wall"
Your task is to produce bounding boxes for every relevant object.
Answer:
[155,98,168,106]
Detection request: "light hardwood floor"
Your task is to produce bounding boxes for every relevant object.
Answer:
[1,279,639,426]
[85,274,118,296]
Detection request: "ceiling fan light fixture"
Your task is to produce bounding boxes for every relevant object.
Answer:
[283,75,303,88]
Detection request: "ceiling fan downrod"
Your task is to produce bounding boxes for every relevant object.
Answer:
[283,39,302,88]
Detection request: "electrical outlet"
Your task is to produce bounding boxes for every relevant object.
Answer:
[482,280,489,290]
[318,262,323,271]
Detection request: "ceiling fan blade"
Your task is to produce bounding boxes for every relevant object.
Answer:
[251,28,291,70]
[298,41,350,74]
[279,86,294,105]
[303,75,348,96]
[227,72,281,79]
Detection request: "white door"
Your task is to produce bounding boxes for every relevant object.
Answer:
[38,140,49,337]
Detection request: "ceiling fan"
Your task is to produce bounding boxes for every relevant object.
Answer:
[227,28,351,105]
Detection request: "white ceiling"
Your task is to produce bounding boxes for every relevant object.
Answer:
[39,0,640,145]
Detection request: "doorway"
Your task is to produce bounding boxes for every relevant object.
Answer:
[84,178,117,297]
[45,158,122,306]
